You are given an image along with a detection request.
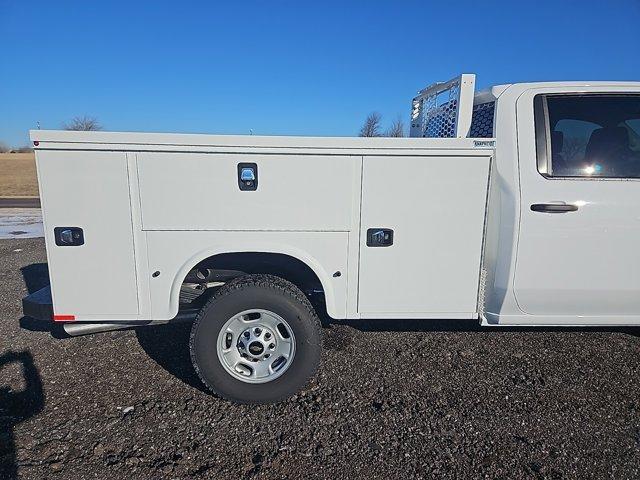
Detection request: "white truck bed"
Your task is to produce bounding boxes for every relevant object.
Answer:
[31,130,493,322]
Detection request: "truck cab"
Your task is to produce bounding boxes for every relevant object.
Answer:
[481,81,640,326]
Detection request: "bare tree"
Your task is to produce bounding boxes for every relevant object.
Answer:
[0,141,9,153]
[359,112,382,137]
[62,116,103,131]
[385,116,405,137]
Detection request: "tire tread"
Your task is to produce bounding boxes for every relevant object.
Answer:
[189,274,321,403]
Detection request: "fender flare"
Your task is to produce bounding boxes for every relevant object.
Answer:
[168,242,340,318]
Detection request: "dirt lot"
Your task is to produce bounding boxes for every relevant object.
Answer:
[2,238,640,479]
[0,153,38,197]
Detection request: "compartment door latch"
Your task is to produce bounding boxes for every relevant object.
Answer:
[238,163,258,191]
[366,228,394,247]
[54,227,84,246]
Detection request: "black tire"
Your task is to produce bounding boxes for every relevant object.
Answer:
[189,274,322,404]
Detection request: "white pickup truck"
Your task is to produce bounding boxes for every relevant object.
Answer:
[23,74,640,403]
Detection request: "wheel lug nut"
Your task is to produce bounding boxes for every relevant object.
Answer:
[264,332,271,339]
[254,327,262,335]
[244,332,250,339]
[269,343,275,350]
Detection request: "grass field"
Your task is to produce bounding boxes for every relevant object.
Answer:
[0,153,38,197]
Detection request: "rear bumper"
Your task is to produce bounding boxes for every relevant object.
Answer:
[22,286,53,322]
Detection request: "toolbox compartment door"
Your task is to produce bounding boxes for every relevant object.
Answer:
[358,154,490,316]
[37,151,139,317]
[136,152,358,231]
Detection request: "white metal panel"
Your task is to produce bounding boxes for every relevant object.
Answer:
[358,155,490,315]
[477,84,527,323]
[145,231,349,319]
[137,153,358,231]
[36,151,139,317]
[345,155,364,318]
[30,129,496,151]
[125,152,152,318]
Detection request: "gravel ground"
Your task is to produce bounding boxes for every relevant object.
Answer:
[2,238,640,479]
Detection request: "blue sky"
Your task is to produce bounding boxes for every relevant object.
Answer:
[1,0,639,147]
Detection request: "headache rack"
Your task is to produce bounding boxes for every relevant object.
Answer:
[409,74,476,138]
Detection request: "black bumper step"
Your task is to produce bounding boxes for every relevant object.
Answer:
[22,286,53,322]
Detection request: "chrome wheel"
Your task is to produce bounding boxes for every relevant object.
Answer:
[216,309,296,384]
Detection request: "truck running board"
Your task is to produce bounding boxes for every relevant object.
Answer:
[62,310,197,336]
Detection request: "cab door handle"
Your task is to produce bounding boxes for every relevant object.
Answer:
[530,203,579,213]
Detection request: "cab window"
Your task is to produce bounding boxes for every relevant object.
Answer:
[535,95,640,178]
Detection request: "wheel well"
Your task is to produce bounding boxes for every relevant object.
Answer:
[180,252,326,314]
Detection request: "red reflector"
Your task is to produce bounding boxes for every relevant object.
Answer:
[53,314,75,322]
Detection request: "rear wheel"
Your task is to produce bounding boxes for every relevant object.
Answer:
[189,274,322,404]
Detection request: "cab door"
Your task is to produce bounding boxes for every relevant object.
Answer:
[514,90,640,318]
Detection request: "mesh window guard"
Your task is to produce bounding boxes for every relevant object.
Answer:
[469,102,495,138]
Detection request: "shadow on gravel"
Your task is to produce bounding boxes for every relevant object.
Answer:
[331,318,640,337]
[0,350,44,480]
[18,263,68,338]
[20,263,49,294]
[135,323,209,393]
[135,317,640,391]
[18,316,68,339]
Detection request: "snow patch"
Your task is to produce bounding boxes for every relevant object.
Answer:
[0,208,44,239]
